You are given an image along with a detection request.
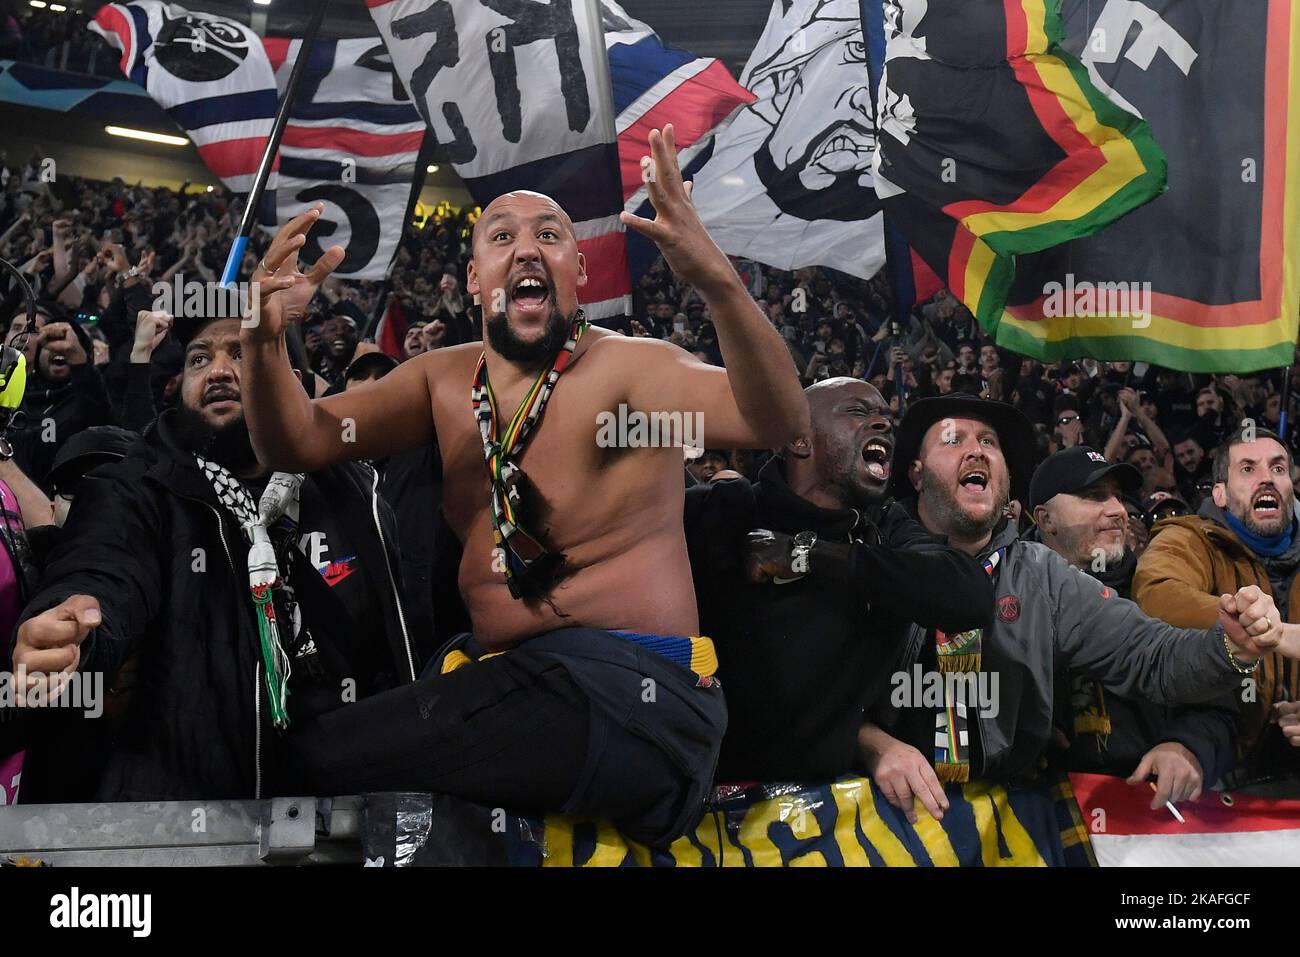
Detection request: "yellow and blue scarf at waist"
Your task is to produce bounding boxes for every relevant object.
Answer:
[441,629,718,686]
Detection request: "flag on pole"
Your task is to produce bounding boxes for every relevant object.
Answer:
[690,0,887,281]
[871,0,1167,344]
[374,292,412,360]
[89,1,280,223]
[599,0,755,282]
[368,0,630,319]
[1071,772,1300,866]
[261,38,427,280]
[994,0,1300,372]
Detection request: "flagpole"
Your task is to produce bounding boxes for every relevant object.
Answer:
[362,130,435,342]
[861,0,916,411]
[581,0,633,317]
[220,0,330,287]
[1281,359,1295,441]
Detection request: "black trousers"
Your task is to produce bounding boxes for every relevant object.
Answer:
[281,628,728,847]
[284,650,589,809]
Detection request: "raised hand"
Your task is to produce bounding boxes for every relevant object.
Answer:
[38,322,87,367]
[246,203,345,343]
[619,125,731,291]
[131,309,173,361]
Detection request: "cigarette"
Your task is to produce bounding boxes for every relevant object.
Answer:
[1150,781,1186,823]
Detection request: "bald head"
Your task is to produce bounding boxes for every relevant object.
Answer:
[805,376,884,418]
[466,189,588,366]
[787,376,892,510]
[472,190,577,250]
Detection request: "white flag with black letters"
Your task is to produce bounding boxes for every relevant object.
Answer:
[369,0,630,317]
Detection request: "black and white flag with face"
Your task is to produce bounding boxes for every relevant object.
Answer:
[368,0,630,318]
[691,0,886,280]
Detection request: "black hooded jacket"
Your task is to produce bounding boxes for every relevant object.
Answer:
[684,456,995,783]
[8,409,427,802]
[10,321,116,490]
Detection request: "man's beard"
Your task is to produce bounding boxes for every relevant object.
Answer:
[1230,492,1295,538]
[1059,523,1125,571]
[173,402,259,474]
[486,306,572,365]
[821,442,887,510]
[920,466,1009,542]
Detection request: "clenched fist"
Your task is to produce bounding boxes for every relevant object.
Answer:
[1218,585,1285,659]
[743,529,797,584]
[12,595,101,699]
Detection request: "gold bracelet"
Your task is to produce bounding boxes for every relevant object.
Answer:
[1222,627,1260,675]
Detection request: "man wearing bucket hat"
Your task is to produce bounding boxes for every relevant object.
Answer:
[858,395,1295,823]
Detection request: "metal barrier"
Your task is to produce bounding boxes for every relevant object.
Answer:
[0,797,363,866]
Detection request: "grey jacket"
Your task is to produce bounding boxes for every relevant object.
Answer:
[877,519,1249,782]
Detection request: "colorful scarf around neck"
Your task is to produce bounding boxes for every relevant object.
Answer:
[471,312,588,599]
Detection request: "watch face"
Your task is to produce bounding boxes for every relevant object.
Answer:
[794,530,817,548]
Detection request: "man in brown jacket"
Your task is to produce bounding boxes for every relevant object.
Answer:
[1134,428,1300,787]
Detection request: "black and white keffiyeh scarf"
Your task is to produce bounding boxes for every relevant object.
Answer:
[197,455,306,729]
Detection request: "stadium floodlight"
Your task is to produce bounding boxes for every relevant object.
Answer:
[105,126,189,147]
[29,1,48,9]
[427,165,439,173]
[49,3,67,10]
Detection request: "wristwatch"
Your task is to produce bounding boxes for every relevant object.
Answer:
[789,530,817,576]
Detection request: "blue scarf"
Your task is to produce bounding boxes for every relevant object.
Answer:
[1223,510,1296,558]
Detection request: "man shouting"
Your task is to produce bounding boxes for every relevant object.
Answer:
[175,127,798,844]
[860,396,1297,823]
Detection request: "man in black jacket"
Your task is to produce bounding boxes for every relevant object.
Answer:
[7,312,425,802]
[9,304,116,491]
[1027,446,1237,808]
[684,377,996,783]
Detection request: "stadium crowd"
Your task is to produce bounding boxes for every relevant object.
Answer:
[1,158,1299,850]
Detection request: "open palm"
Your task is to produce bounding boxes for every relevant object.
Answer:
[247,204,345,341]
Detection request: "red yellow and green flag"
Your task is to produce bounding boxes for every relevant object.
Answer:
[875,0,1300,373]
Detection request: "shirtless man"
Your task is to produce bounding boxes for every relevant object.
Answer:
[240,126,808,845]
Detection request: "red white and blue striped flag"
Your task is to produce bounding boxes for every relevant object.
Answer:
[261,37,428,279]
[89,1,280,224]
[600,0,755,282]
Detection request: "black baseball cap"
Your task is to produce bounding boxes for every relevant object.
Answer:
[172,312,244,348]
[345,351,399,381]
[1028,446,1141,512]
[1142,491,1191,525]
[47,425,138,494]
